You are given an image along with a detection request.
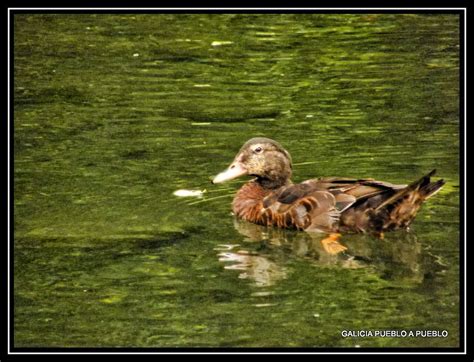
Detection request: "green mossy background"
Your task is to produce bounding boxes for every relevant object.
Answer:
[14,14,460,347]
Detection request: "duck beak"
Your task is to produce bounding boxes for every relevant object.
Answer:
[212,161,248,184]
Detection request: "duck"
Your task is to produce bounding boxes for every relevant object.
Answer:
[212,137,445,246]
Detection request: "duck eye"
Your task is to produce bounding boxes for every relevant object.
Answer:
[254,147,263,153]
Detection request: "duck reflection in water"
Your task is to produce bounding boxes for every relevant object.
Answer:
[215,219,446,287]
[217,244,287,287]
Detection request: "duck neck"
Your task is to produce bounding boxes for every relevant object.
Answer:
[255,154,292,190]
[256,175,291,190]
[232,181,268,221]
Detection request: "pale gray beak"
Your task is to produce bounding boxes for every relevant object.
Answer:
[212,161,247,184]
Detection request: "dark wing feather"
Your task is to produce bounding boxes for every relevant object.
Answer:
[275,183,313,204]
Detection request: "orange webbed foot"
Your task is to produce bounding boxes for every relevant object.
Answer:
[320,233,347,255]
[371,231,385,240]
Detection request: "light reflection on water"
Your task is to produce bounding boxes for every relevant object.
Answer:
[214,219,447,289]
[14,13,460,348]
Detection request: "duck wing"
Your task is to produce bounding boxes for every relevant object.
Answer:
[316,171,444,232]
[261,177,407,233]
[308,177,407,209]
[260,180,347,232]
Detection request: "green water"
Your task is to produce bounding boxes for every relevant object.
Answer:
[13,13,460,348]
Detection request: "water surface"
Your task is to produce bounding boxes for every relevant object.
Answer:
[13,13,460,348]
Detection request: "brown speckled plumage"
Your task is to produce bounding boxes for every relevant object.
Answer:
[213,138,445,234]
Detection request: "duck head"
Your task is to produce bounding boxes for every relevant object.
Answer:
[212,137,293,189]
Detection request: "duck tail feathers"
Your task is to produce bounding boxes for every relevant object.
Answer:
[375,169,445,212]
